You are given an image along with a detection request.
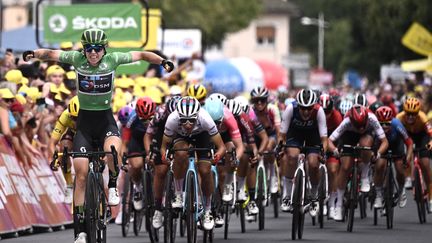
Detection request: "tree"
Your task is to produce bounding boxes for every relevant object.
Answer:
[149,0,262,48]
[290,0,432,81]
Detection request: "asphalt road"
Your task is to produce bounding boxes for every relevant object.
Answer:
[2,195,431,243]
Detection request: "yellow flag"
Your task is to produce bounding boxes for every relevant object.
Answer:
[401,22,432,56]
[401,56,432,72]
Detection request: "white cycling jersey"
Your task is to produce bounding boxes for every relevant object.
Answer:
[329,113,385,141]
[164,109,219,137]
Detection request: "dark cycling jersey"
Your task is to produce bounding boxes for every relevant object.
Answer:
[235,111,255,144]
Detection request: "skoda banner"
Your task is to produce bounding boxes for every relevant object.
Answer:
[44,3,142,43]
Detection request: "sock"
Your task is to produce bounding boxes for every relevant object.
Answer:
[224,173,234,185]
[108,170,118,188]
[284,177,293,199]
[249,188,255,201]
[74,206,85,235]
[238,176,246,192]
[269,163,276,177]
[329,192,337,208]
[336,189,345,207]
[361,163,370,180]
[174,178,184,194]
[154,198,163,211]
[204,195,212,211]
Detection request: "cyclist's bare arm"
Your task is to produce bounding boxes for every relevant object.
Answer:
[160,135,173,159]
[211,133,226,158]
[130,51,164,65]
[377,137,389,155]
[257,130,269,154]
[232,137,245,160]
[31,49,62,61]
[143,133,152,155]
[328,139,337,153]
[321,136,328,153]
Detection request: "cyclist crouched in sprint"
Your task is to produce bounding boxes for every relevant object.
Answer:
[160,97,226,231]
[374,106,413,208]
[277,89,328,216]
[203,97,244,226]
[328,105,389,221]
[121,97,156,211]
[144,96,181,229]
[319,93,343,219]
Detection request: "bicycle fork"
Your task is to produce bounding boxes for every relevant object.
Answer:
[184,158,200,222]
[291,156,306,212]
[255,159,268,204]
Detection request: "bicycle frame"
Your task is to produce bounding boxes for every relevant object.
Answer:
[290,154,308,208]
[255,158,268,201]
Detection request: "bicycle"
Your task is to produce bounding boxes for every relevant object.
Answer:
[375,150,400,229]
[166,147,217,243]
[340,144,373,232]
[412,148,429,224]
[120,152,158,242]
[221,149,238,240]
[54,144,119,243]
[248,151,268,231]
[264,150,281,219]
[283,144,323,240]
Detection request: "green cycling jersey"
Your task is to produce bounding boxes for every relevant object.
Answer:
[59,51,132,111]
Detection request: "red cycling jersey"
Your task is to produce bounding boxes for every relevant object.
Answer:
[326,109,343,134]
[235,111,255,144]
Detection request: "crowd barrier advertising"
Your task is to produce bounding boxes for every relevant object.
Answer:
[0,136,72,234]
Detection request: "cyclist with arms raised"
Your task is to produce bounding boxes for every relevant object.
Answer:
[23,28,174,243]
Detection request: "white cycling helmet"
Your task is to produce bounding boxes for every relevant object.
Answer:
[208,93,227,105]
[226,99,243,116]
[339,99,353,116]
[296,89,316,107]
[176,96,201,119]
[354,93,368,107]
[250,86,269,99]
[234,95,250,113]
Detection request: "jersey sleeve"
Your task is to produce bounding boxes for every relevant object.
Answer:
[269,104,281,128]
[51,110,70,140]
[393,118,413,146]
[110,52,133,66]
[224,109,241,139]
[329,118,350,141]
[280,104,294,134]
[317,107,328,137]
[164,112,178,137]
[59,51,83,66]
[121,126,131,141]
[369,114,386,139]
[419,112,432,136]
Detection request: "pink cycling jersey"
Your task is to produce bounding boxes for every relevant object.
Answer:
[218,107,241,140]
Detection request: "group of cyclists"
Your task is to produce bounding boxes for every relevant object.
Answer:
[24,28,432,243]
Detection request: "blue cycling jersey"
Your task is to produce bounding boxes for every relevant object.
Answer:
[386,118,410,144]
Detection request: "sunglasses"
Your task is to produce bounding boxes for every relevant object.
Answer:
[84,44,105,53]
[406,112,418,117]
[380,122,391,127]
[299,105,313,111]
[252,98,267,104]
[180,118,197,125]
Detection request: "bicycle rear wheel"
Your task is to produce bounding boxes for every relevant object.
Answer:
[385,165,394,229]
[347,165,358,232]
[121,173,132,237]
[414,168,426,224]
[272,193,279,218]
[291,170,303,240]
[239,202,246,233]
[257,168,265,231]
[185,173,197,243]
[144,170,158,242]
[85,173,97,243]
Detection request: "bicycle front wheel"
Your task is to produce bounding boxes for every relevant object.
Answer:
[318,166,326,229]
[291,169,303,240]
[385,165,394,229]
[85,173,98,243]
[347,165,358,232]
[185,172,197,243]
[414,168,426,224]
[164,170,176,243]
[257,168,265,231]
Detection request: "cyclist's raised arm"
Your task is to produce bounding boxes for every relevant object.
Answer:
[23,49,62,62]
[129,51,174,72]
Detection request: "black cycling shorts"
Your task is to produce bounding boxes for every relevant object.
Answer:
[73,109,120,157]
[173,132,213,160]
[410,131,431,158]
[128,135,145,154]
[285,128,321,154]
